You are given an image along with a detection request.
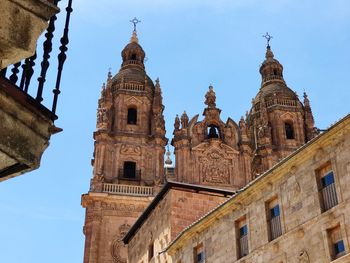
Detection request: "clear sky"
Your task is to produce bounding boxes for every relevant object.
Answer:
[0,0,349,262]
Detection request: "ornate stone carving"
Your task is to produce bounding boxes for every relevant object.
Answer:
[174,115,180,130]
[195,143,236,185]
[100,202,146,213]
[111,223,131,263]
[120,144,141,155]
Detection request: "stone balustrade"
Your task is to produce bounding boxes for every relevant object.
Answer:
[102,183,154,196]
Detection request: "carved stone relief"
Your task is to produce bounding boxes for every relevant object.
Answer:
[194,143,237,185]
[120,144,141,155]
[111,223,131,263]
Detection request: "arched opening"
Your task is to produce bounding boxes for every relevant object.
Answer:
[207,125,219,139]
[285,122,294,139]
[127,107,137,124]
[123,161,136,179]
[273,69,278,75]
[130,53,137,60]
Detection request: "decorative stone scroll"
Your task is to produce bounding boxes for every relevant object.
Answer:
[120,144,141,155]
[111,223,131,263]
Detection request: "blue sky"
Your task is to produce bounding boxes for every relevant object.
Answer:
[0,1,349,262]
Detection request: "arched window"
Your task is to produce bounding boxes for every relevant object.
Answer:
[123,161,136,179]
[207,125,219,139]
[127,108,137,124]
[285,122,294,139]
[273,69,278,75]
[131,53,137,60]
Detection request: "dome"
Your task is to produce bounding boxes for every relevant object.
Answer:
[110,30,154,91]
[111,67,154,89]
[254,82,298,103]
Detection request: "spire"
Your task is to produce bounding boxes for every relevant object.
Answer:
[174,115,180,131]
[259,33,285,87]
[107,68,112,82]
[181,111,189,128]
[165,145,172,166]
[262,33,275,60]
[129,17,141,43]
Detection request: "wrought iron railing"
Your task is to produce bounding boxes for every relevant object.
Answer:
[102,183,153,196]
[0,0,73,121]
[270,216,282,240]
[118,169,141,181]
[321,183,338,211]
[239,235,249,258]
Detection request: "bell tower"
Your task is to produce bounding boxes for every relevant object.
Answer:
[82,21,167,263]
[247,35,317,176]
[172,86,252,190]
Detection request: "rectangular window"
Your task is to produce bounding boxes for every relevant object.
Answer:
[328,225,346,260]
[266,198,282,241]
[194,244,205,263]
[317,163,338,212]
[236,216,249,259]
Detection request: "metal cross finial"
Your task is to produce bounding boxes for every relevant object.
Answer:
[130,17,141,32]
[262,32,273,47]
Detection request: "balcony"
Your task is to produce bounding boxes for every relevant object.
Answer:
[118,168,141,181]
[0,0,73,181]
[102,183,154,196]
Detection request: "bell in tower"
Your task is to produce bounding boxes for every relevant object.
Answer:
[82,19,167,263]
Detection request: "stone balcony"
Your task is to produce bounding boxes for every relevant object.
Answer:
[0,0,73,181]
[0,77,61,181]
[0,0,59,69]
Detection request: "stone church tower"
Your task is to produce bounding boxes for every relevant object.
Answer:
[172,86,252,190]
[81,27,167,263]
[247,43,316,176]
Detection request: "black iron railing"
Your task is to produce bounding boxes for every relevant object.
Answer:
[118,169,141,181]
[0,0,73,121]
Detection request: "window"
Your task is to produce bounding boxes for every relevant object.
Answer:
[194,244,205,263]
[127,108,137,125]
[266,198,282,241]
[123,161,136,179]
[207,125,219,139]
[285,122,294,139]
[317,163,338,212]
[148,242,154,261]
[131,53,137,60]
[328,225,346,260]
[236,217,249,259]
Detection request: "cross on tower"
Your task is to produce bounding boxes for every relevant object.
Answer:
[130,17,141,32]
[262,32,273,47]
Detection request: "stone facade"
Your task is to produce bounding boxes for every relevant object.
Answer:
[166,115,350,263]
[124,182,232,263]
[172,86,252,190]
[0,0,59,69]
[82,29,167,263]
[83,28,324,263]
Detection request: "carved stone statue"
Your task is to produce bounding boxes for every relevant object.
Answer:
[205,85,216,107]
[174,115,180,130]
[181,111,189,128]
